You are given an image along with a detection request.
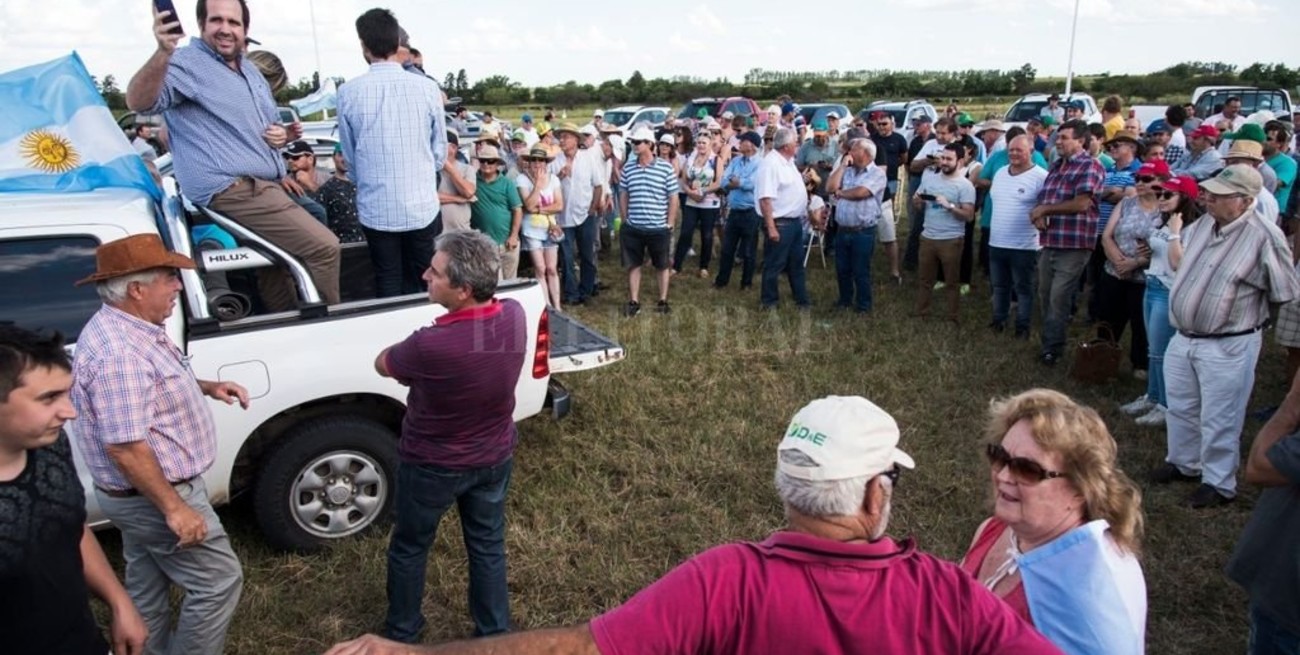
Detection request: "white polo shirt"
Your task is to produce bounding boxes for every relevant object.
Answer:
[756,149,806,220]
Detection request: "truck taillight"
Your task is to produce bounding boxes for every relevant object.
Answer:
[533,309,550,379]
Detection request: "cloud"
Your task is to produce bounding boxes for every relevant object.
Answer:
[669,32,705,53]
[687,6,728,36]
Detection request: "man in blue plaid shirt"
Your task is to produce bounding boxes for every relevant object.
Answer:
[1030,119,1106,366]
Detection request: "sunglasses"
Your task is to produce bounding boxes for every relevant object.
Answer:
[631,140,650,146]
[986,443,1064,484]
[1158,191,1179,200]
[882,465,902,488]
[1135,176,1159,183]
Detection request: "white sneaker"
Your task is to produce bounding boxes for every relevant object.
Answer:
[1135,405,1167,426]
[1132,369,1148,381]
[1120,394,1155,416]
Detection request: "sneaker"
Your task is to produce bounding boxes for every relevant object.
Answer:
[623,300,641,317]
[1149,462,1200,485]
[890,274,903,286]
[656,300,671,314]
[1133,369,1148,381]
[1039,352,1059,367]
[1120,395,1156,416]
[698,269,709,279]
[1186,484,1234,509]
[1135,405,1167,427]
[688,248,697,257]
[960,284,971,296]
[933,281,946,290]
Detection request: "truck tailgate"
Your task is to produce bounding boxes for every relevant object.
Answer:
[548,309,624,374]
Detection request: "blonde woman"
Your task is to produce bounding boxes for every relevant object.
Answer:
[516,146,565,309]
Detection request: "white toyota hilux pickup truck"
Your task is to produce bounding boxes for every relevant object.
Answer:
[0,181,623,551]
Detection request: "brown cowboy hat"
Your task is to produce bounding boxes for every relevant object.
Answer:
[75,234,195,286]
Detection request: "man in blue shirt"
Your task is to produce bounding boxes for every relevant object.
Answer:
[619,127,680,316]
[338,9,448,298]
[714,132,763,290]
[126,0,341,311]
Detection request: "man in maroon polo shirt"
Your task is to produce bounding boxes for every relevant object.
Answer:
[328,396,1063,655]
[374,230,527,643]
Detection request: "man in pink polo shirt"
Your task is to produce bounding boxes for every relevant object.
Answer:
[328,396,1062,655]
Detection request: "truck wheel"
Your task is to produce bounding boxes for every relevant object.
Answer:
[253,416,399,552]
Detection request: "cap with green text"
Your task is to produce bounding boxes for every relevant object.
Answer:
[777,396,915,481]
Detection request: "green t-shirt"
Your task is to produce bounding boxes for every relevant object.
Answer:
[470,173,523,245]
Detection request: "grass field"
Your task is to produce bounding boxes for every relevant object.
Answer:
[96,217,1278,654]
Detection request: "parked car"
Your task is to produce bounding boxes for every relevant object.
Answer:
[1129,105,1168,135]
[796,103,852,132]
[675,97,764,123]
[859,99,938,142]
[0,180,624,552]
[1191,86,1293,123]
[1003,93,1100,131]
[600,105,669,133]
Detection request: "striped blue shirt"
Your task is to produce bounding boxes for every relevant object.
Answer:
[337,62,448,232]
[721,154,760,209]
[1098,159,1140,234]
[621,157,679,230]
[834,163,888,228]
[150,39,282,206]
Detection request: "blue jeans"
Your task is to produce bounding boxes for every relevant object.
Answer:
[761,220,811,307]
[1250,604,1300,655]
[1038,247,1092,356]
[385,458,514,642]
[989,246,1037,331]
[1144,278,1174,407]
[714,208,759,288]
[561,217,600,302]
[833,227,876,312]
[673,205,719,272]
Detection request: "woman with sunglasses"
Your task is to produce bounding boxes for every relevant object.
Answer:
[1098,160,1171,384]
[516,146,566,309]
[1123,176,1199,427]
[962,389,1146,654]
[673,132,724,278]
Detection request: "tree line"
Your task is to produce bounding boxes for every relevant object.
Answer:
[98,60,1299,113]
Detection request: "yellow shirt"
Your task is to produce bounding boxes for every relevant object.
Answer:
[1104,115,1124,141]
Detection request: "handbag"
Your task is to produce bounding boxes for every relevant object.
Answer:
[1069,325,1123,384]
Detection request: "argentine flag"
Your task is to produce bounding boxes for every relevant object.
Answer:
[0,53,160,200]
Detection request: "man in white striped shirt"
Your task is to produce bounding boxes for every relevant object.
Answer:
[618,127,680,316]
[1152,165,1300,508]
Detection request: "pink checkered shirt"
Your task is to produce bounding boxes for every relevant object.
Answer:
[71,305,217,491]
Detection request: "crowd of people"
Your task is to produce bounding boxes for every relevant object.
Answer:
[7,0,1300,653]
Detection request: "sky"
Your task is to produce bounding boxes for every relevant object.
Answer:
[2,0,1296,91]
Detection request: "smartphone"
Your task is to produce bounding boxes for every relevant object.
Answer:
[919,193,937,201]
[154,0,185,35]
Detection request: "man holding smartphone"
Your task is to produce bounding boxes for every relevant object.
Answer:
[126,0,341,311]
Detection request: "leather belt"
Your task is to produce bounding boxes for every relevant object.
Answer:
[97,476,198,498]
[1178,325,1265,340]
[838,224,876,233]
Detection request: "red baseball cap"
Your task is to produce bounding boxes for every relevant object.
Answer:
[1161,175,1199,200]
[1137,160,1171,179]
[1190,124,1220,140]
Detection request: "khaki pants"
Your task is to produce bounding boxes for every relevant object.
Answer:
[500,244,520,280]
[209,178,341,309]
[916,236,963,321]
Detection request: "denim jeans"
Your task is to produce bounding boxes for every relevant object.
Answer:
[674,205,719,272]
[715,208,759,288]
[96,480,243,655]
[1250,604,1300,655]
[1143,278,1174,407]
[833,227,876,312]
[1037,247,1092,356]
[292,193,329,226]
[761,220,811,307]
[989,246,1037,331]
[561,216,600,302]
[363,221,437,298]
[385,458,514,642]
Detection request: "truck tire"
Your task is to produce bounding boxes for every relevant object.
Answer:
[253,416,399,552]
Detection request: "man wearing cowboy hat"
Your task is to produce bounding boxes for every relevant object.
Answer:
[553,122,606,305]
[339,8,449,297]
[1222,134,1281,223]
[1153,165,1300,508]
[1222,124,1279,194]
[470,145,523,279]
[70,234,250,655]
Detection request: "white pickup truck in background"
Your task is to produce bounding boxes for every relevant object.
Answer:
[0,182,623,551]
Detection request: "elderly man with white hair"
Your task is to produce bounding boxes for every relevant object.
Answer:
[827,138,888,313]
[326,396,1065,655]
[759,128,816,309]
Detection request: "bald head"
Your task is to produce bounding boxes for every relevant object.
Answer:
[1007,134,1033,168]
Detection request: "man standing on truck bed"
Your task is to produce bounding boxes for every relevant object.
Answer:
[125,0,342,310]
[374,230,528,643]
[71,234,251,655]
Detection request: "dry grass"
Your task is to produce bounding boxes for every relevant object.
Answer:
[97,222,1279,653]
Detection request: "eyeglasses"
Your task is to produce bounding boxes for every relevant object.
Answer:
[1158,191,1179,200]
[1135,176,1158,183]
[882,465,901,488]
[630,140,650,146]
[986,443,1064,484]
[480,160,500,166]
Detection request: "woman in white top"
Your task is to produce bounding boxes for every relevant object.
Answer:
[1124,175,1198,427]
[516,145,565,310]
[672,133,725,277]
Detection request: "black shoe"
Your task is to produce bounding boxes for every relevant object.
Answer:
[655,300,671,314]
[988,321,1005,334]
[1148,463,1200,485]
[1014,327,1030,340]
[623,301,641,317]
[890,274,903,286]
[1039,352,1059,367]
[1186,484,1234,509]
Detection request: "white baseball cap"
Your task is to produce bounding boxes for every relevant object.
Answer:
[579,124,598,137]
[594,109,605,117]
[778,396,915,481]
[629,126,655,142]
[826,111,840,120]
[658,133,676,146]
